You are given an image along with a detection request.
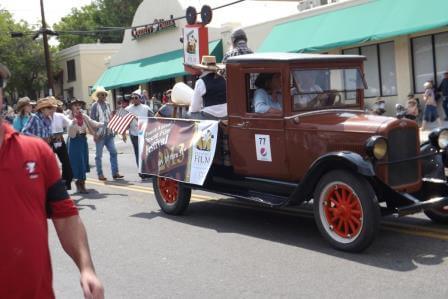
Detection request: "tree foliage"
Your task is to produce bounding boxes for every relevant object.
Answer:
[0,9,58,101]
[54,0,143,49]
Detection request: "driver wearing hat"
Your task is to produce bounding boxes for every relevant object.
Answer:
[188,55,227,120]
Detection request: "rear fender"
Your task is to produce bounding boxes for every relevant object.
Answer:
[290,152,375,204]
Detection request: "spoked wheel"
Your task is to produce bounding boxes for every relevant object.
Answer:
[313,170,380,252]
[153,177,191,215]
[424,205,448,224]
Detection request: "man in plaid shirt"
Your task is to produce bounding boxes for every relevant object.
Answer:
[222,28,253,64]
[22,98,57,143]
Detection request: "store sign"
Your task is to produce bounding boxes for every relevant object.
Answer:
[131,15,176,40]
[183,24,209,75]
[183,27,200,65]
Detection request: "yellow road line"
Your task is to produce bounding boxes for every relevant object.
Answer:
[84,178,448,241]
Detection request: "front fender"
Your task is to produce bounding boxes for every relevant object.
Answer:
[289,151,375,204]
[420,143,445,180]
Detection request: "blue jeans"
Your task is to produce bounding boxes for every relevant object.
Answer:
[130,135,139,166]
[95,134,119,177]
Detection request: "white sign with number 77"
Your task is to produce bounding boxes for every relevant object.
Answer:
[255,134,272,162]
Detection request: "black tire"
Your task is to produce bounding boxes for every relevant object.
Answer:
[313,170,380,252]
[153,177,191,215]
[186,6,197,25]
[424,208,448,224]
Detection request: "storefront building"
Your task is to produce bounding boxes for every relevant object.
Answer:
[95,0,448,116]
[258,0,448,114]
[93,0,302,105]
[57,43,121,104]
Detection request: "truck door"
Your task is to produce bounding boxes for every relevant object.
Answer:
[228,69,290,180]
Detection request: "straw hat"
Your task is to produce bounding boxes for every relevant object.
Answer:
[16,97,32,112]
[191,55,224,72]
[69,98,86,108]
[35,98,57,111]
[91,86,110,100]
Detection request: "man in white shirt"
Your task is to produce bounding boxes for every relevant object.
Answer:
[50,98,74,190]
[188,56,227,120]
[125,90,153,170]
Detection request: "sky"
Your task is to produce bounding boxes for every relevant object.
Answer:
[1,0,93,26]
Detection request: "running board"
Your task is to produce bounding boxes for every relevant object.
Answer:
[207,190,290,207]
[395,196,448,217]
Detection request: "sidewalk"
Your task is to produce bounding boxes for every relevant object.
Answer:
[419,119,448,142]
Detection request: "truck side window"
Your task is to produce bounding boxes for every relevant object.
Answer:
[245,72,283,114]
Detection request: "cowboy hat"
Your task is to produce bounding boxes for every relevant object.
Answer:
[69,98,86,107]
[36,98,57,111]
[91,86,110,100]
[191,55,224,72]
[16,97,32,112]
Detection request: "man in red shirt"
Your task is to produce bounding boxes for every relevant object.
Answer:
[0,64,104,298]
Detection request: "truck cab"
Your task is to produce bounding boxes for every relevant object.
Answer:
[151,53,448,252]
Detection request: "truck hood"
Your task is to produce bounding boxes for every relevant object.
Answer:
[296,110,396,134]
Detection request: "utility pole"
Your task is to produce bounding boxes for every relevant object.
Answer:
[40,0,54,96]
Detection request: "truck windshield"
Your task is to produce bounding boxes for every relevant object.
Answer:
[291,68,367,111]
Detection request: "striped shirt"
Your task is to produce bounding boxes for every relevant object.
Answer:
[22,112,52,138]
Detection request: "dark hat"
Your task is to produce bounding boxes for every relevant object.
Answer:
[231,28,247,45]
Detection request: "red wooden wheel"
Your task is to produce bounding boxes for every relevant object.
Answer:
[323,184,363,240]
[158,177,179,204]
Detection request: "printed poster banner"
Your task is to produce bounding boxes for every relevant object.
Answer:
[183,27,199,65]
[138,117,219,186]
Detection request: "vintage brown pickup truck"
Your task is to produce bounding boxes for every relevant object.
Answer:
[150,53,448,252]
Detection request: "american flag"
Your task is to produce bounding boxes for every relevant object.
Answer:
[107,109,136,135]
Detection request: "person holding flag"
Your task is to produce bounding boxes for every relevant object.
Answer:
[125,90,153,172]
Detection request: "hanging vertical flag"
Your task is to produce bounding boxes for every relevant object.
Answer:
[108,109,136,134]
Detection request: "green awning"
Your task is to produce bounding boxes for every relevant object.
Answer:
[259,0,448,53]
[95,40,222,90]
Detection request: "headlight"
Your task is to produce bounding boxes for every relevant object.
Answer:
[365,136,388,160]
[429,128,448,149]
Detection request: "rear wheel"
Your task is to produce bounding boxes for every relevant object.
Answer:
[153,177,191,215]
[313,170,380,252]
[424,206,448,224]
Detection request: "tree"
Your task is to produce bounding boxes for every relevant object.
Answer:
[0,9,59,101]
[54,0,143,50]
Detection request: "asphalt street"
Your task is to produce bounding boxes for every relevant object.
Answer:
[48,135,448,298]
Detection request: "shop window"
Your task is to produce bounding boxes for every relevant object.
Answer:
[343,41,397,98]
[412,32,448,94]
[412,36,434,93]
[67,59,76,82]
[379,42,397,96]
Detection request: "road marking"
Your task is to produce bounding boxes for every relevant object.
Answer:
[84,178,448,241]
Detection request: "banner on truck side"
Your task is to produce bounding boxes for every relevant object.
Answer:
[138,117,219,186]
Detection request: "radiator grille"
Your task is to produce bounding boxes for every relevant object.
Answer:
[387,127,419,187]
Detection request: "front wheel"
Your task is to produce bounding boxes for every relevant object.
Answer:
[153,177,191,215]
[313,170,380,252]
